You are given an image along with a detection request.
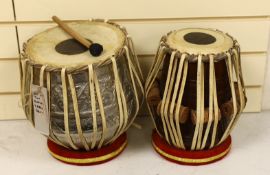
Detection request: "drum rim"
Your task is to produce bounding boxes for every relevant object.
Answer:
[21,19,128,70]
[160,28,239,62]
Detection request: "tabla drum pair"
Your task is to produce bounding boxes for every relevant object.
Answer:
[146,28,247,165]
[20,19,247,166]
[20,19,144,165]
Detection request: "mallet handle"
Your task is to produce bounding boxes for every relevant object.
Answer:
[52,16,91,48]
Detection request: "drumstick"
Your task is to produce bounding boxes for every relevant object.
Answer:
[52,16,103,57]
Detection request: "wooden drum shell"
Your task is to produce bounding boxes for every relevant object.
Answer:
[146,28,247,151]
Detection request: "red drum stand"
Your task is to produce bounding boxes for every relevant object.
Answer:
[47,133,127,165]
[152,130,231,166]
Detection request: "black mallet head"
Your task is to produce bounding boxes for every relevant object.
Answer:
[89,43,103,57]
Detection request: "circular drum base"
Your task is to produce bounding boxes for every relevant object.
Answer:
[152,130,231,166]
[47,133,127,166]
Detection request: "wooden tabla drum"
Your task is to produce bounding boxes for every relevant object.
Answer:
[145,28,247,165]
[20,19,144,165]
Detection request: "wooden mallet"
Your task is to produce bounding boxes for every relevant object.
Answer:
[52,16,103,57]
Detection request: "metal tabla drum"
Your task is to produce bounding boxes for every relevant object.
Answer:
[20,19,144,165]
[145,28,247,165]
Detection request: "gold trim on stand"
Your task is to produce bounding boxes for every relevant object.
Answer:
[48,140,127,164]
[152,141,231,164]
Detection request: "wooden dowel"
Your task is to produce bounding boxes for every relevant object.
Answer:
[191,109,221,125]
[52,16,91,48]
[147,81,161,105]
[156,101,189,124]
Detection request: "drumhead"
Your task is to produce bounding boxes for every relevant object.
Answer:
[25,21,126,67]
[166,28,234,55]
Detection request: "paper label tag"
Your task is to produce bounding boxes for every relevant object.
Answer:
[32,84,49,136]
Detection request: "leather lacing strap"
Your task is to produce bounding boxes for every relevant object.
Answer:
[44,69,66,148]
[197,57,205,150]
[145,45,165,92]
[109,57,124,142]
[21,59,35,124]
[88,65,98,149]
[210,58,219,149]
[145,46,166,137]
[68,73,90,150]
[201,55,214,149]
[191,55,203,150]
[163,51,179,146]
[20,59,27,119]
[92,71,108,149]
[235,46,246,92]
[229,48,245,127]
[124,46,144,99]
[167,53,182,148]
[160,51,177,144]
[219,49,245,144]
[175,56,189,149]
[39,65,46,86]
[123,46,141,130]
[109,57,127,143]
[218,52,238,144]
[39,65,65,147]
[118,69,129,136]
[61,68,79,150]
[146,45,162,81]
[127,36,144,82]
[29,65,34,125]
[169,53,187,149]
